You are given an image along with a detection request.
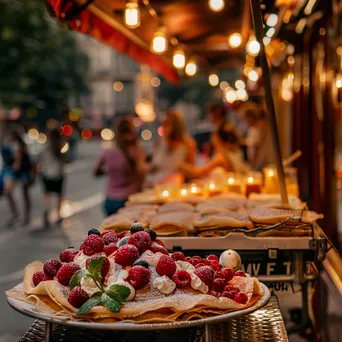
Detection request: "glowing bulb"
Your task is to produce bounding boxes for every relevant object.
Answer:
[162,190,169,197]
[236,88,248,101]
[225,88,237,103]
[173,48,186,70]
[209,73,219,86]
[180,189,188,196]
[185,59,197,77]
[209,183,215,190]
[151,29,168,54]
[228,33,242,48]
[247,177,254,184]
[141,129,152,141]
[266,27,275,38]
[268,170,275,177]
[101,128,115,141]
[220,81,229,90]
[248,70,259,82]
[266,14,278,27]
[263,37,271,46]
[336,76,342,88]
[235,80,245,89]
[124,1,140,28]
[228,177,235,184]
[28,128,39,140]
[113,81,124,92]
[190,186,198,194]
[209,0,225,12]
[247,37,260,56]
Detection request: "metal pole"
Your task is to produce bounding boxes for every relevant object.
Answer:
[249,0,288,204]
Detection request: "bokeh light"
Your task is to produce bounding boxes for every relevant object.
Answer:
[62,125,73,137]
[209,73,219,87]
[113,81,124,92]
[141,129,152,141]
[151,77,161,87]
[81,128,92,140]
[157,126,163,136]
[101,128,115,141]
[228,33,242,48]
[37,133,47,144]
[28,128,39,140]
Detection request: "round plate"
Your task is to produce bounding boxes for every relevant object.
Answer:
[7,284,270,331]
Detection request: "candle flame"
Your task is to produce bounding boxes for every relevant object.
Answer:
[247,177,254,184]
[180,189,188,196]
[209,183,216,190]
[190,186,198,194]
[162,190,169,197]
[228,177,235,184]
[268,170,275,177]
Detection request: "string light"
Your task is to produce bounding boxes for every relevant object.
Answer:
[235,80,245,89]
[209,0,225,12]
[209,73,219,86]
[220,81,229,90]
[263,37,271,46]
[225,88,237,103]
[173,48,186,70]
[266,14,278,27]
[151,77,161,87]
[124,1,140,28]
[248,69,259,82]
[151,28,168,54]
[141,129,152,140]
[246,37,260,56]
[228,33,242,48]
[185,58,197,77]
[236,89,248,101]
[113,81,124,92]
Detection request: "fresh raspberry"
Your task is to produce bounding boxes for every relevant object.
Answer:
[207,254,219,262]
[222,268,235,281]
[210,261,221,271]
[234,270,246,277]
[234,292,248,304]
[103,243,118,256]
[189,258,199,266]
[155,239,165,248]
[56,263,81,286]
[172,270,191,288]
[115,245,139,266]
[195,263,206,268]
[43,258,62,277]
[130,221,145,234]
[171,251,185,261]
[86,255,110,278]
[82,235,105,256]
[151,242,168,255]
[192,256,202,262]
[201,259,210,265]
[118,231,128,239]
[156,255,177,277]
[224,285,239,294]
[221,291,236,299]
[101,230,115,237]
[194,266,215,288]
[60,248,79,263]
[80,243,85,251]
[215,270,226,279]
[128,231,151,253]
[127,265,151,289]
[145,228,157,241]
[207,290,218,297]
[68,286,89,308]
[185,256,192,262]
[102,231,118,244]
[32,271,52,287]
[212,278,225,292]
[88,228,101,236]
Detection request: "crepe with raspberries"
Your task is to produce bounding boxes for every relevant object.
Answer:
[7,227,264,323]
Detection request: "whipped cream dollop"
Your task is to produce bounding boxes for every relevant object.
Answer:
[176,261,196,273]
[81,277,99,297]
[73,251,89,268]
[140,250,162,267]
[190,274,209,294]
[107,269,128,286]
[153,275,176,295]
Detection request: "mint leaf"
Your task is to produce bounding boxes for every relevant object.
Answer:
[69,269,88,290]
[101,293,121,313]
[87,257,105,283]
[107,284,131,302]
[76,292,102,316]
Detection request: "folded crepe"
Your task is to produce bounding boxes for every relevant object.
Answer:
[150,212,200,236]
[210,193,247,206]
[126,191,163,205]
[118,204,159,214]
[158,202,195,214]
[247,193,306,210]
[196,199,244,215]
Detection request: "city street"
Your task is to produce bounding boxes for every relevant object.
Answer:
[0,141,105,341]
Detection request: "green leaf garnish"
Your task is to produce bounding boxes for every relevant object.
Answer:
[101,293,121,313]
[87,257,105,283]
[107,284,131,302]
[76,292,102,316]
[69,269,88,290]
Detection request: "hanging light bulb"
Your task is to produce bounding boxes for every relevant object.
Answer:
[124,0,140,28]
[225,88,237,103]
[246,36,260,56]
[151,28,168,54]
[248,69,259,82]
[185,58,197,77]
[228,33,242,48]
[266,14,278,27]
[209,73,219,86]
[209,0,225,12]
[173,48,186,70]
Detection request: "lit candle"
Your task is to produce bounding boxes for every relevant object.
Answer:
[263,167,278,193]
[205,180,222,196]
[180,188,188,197]
[226,173,242,193]
[162,190,169,198]
[244,172,262,197]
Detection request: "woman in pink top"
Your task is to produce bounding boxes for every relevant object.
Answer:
[94,119,146,216]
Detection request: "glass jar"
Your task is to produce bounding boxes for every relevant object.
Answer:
[244,172,262,197]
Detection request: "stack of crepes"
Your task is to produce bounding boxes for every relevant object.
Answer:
[6,229,264,323]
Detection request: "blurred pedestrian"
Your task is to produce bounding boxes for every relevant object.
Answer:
[4,130,33,226]
[38,128,66,227]
[145,110,196,186]
[94,118,147,216]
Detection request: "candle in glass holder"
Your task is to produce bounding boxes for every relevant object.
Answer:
[263,167,278,193]
[155,184,176,201]
[244,172,262,197]
[205,180,222,196]
[285,167,299,196]
[179,186,189,198]
[189,183,201,196]
[226,173,242,193]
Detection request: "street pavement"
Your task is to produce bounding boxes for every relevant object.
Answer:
[0,141,105,341]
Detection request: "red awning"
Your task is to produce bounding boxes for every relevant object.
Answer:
[46,0,179,83]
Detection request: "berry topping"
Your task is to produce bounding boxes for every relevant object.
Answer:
[222,268,235,281]
[56,263,81,286]
[212,278,225,292]
[221,291,236,299]
[43,259,62,277]
[144,228,157,241]
[127,265,151,290]
[207,254,219,262]
[215,270,226,279]
[172,270,191,288]
[130,221,144,234]
[82,235,105,256]
[68,286,89,308]
[156,255,177,277]
[192,256,202,262]
[151,242,168,255]
[194,266,215,288]
[224,285,239,294]
[32,271,52,287]
[207,290,218,297]
[155,239,165,248]
[86,255,110,278]
[103,243,118,256]
[119,231,129,239]
[102,231,118,244]
[210,261,221,271]
[88,228,101,236]
[133,258,149,269]
[234,292,248,304]
[195,263,206,268]
[115,245,139,266]
[80,243,85,251]
[118,236,130,247]
[171,251,185,261]
[234,270,246,277]
[185,256,192,262]
[128,231,151,253]
[60,248,79,263]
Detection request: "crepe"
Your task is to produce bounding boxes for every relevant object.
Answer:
[196,199,244,215]
[150,212,200,236]
[247,193,306,209]
[126,191,163,206]
[119,204,159,213]
[210,193,247,206]
[158,202,195,214]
